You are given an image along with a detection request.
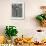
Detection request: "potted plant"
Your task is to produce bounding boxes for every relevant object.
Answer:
[5,26,18,43]
[36,14,46,27]
[36,6,46,27]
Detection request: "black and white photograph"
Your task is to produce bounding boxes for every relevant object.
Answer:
[12,2,24,19]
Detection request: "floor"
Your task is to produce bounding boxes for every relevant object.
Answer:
[14,43,46,46]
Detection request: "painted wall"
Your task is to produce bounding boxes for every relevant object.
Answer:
[0,0,46,38]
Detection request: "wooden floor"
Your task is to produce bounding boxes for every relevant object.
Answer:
[14,43,46,46]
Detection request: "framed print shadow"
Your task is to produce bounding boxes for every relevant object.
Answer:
[12,2,25,20]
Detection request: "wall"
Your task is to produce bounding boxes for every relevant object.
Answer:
[0,0,46,37]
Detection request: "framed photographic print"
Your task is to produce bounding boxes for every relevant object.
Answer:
[12,2,25,20]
